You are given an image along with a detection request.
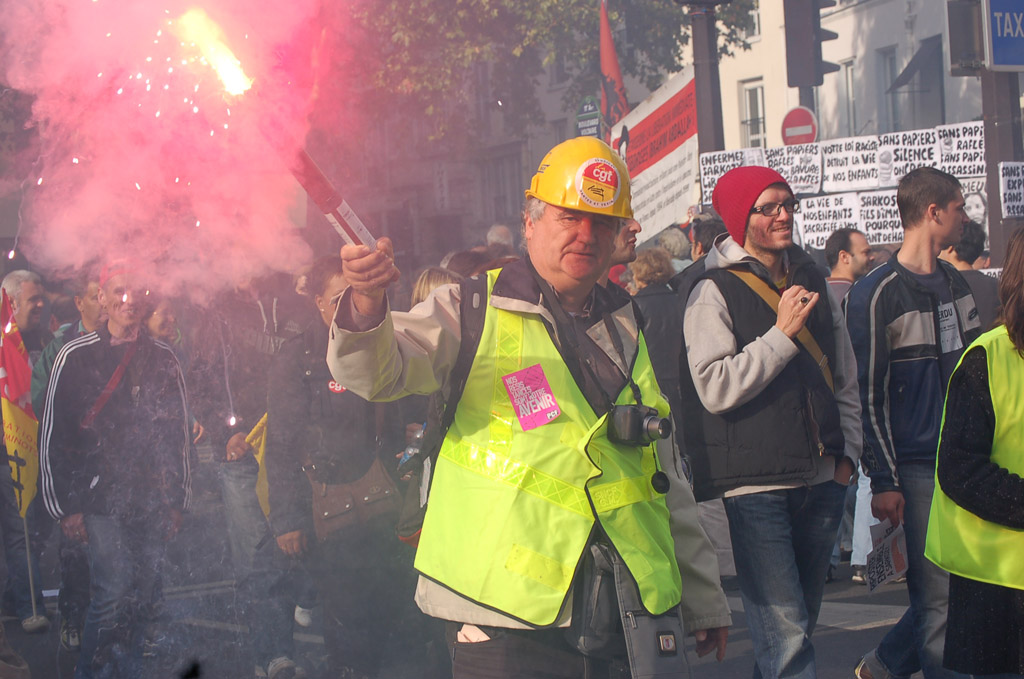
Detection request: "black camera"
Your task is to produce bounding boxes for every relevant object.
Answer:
[607,405,671,446]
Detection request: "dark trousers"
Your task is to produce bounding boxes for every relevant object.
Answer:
[447,625,629,679]
[59,532,91,627]
[308,516,433,677]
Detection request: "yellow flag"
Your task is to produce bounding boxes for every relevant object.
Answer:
[246,413,270,517]
[1,291,38,518]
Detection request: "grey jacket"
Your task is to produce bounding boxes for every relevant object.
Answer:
[683,237,863,495]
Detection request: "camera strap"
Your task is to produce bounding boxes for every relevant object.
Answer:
[526,260,615,416]
[600,314,643,406]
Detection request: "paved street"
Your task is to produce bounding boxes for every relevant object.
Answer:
[2,455,915,679]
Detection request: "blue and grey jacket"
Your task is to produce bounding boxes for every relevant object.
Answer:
[845,256,981,493]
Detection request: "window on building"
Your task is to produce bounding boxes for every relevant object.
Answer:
[483,154,523,224]
[550,51,570,87]
[842,59,857,137]
[551,118,568,144]
[877,46,900,133]
[887,34,946,130]
[741,79,766,148]
[474,63,492,136]
[746,1,761,40]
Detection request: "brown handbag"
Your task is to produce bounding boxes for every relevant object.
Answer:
[306,456,400,541]
[305,403,401,541]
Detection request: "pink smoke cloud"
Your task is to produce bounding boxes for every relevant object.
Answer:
[0,0,334,300]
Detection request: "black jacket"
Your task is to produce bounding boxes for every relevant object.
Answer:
[632,283,684,435]
[264,321,403,537]
[39,326,191,519]
[185,283,313,452]
[682,247,844,500]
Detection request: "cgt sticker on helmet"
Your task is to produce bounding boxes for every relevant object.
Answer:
[575,158,621,209]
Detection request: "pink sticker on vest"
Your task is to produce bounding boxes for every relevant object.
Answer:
[503,364,561,431]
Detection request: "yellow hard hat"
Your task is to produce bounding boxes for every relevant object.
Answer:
[525,137,632,219]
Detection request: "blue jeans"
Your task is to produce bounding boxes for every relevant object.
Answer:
[830,480,857,568]
[77,514,165,679]
[870,462,968,679]
[0,469,44,620]
[218,455,294,669]
[724,481,846,679]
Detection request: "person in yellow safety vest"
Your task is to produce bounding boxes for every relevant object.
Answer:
[925,226,1024,677]
[326,136,732,679]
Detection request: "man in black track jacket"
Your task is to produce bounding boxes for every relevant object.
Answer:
[39,266,190,679]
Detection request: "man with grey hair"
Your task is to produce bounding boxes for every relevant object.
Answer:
[0,269,50,633]
[2,270,46,342]
[657,226,693,274]
[327,136,731,678]
[485,223,516,258]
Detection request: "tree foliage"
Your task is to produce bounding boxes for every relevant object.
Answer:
[329,0,755,138]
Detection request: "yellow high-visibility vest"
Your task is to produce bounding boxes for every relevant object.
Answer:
[926,325,1024,590]
[414,269,682,626]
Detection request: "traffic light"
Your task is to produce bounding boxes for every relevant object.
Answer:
[783,0,840,88]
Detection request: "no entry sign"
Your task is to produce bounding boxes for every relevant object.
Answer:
[782,106,818,145]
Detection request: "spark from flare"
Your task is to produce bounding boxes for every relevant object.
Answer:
[174,9,252,96]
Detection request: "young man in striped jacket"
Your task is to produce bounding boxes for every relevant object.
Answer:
[845,167,981,679]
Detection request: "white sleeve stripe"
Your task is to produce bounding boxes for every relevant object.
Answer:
[865,272,901,486]
[39,333,102,520]
[154,340,192,511]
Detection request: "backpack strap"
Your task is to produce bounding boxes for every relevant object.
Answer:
[726,269,835,392]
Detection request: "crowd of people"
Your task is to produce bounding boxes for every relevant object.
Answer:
[0,136,1020,679]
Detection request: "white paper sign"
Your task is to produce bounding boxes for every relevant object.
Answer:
[795,193,862,249]
[699,147,767,203]
[937,121,986,178]
[858,189,903,245]
[959,176,990,237]
[821,136,880,192]
[1000,162,1024,219]
[877,128,940,188]
[866,518,909,593]
[765,143,823,195]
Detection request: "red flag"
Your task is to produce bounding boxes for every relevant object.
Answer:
[0,290,39,517]
[600,0,630,137]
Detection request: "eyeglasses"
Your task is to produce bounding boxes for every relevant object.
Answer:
[750,200,800,217]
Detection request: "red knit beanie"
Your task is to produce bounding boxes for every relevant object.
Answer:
[711,166,791,247]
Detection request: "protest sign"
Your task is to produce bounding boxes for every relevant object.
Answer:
[698,147,766,203]
[795,192,861,249]
[937,121,986,178]
[765,143,822,195]
[821,136,880,192]
[859,189,902,245]
[877,128,940,187]
[610,67,698,243]
[959,176,990,237]
[1000,162,1024,219]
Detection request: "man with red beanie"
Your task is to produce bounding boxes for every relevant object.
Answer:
[678,166,862,679]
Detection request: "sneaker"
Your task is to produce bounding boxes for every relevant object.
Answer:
[826,565,836,583]
[293,605,314,628]
[854,656,875,679]
[60,618,81,651]
[20,615,49,634]
[267,656,307,679]
[851,566,867,584]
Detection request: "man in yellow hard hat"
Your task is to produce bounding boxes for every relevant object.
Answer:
[327,137,731,678]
